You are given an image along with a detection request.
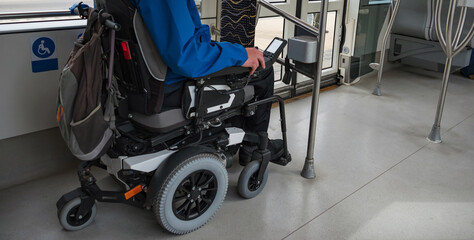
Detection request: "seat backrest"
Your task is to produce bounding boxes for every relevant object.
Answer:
[392,0,432,40]
[392,0,473,47]
[428,0,474,47]
[95,0,168,115]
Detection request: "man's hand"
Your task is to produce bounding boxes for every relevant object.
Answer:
[242,47,266,75]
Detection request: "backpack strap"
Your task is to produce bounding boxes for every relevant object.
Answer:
[103,27,122,137]
[82,9,100,44]
[104,76,121,137]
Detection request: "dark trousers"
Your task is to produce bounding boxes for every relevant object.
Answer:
[163,66,275,134]
[230,67,274,134]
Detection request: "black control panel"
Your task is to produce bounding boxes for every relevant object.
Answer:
[262,37,287,67]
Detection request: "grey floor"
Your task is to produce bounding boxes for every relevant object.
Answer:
[2,64,474,240]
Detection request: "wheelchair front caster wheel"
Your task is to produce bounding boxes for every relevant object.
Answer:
[58,197,97,231]
[238,161,268,199]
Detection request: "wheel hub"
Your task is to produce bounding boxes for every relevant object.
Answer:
[66,206,92,227]
[248,172,261,191]
[190,189,201,200]
[172,170,218,221]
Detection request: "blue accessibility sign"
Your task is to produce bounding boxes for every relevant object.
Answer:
[31,36,58,73]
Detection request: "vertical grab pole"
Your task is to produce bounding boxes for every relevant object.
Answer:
[428,56,453,143]
[301,0,329,179]
[427,0,455,143]
[255,1,262,27]
[427,0,474,143]
[371,0,401,96]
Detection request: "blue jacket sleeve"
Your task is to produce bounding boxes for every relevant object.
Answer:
[134,0,248,78]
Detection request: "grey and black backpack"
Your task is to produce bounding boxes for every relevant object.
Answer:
[56,8,119,161]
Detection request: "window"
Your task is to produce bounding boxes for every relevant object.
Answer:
[307,11,337,69]
[0,0,94,24]
[0,0,94,14]
[255,16,285,80]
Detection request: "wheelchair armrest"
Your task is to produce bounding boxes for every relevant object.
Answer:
[192,66,251,80]
[191,66,252,89]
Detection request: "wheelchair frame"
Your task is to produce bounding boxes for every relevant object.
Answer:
[57,91,291,233]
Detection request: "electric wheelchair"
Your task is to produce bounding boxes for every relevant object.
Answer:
[56,0,291,235]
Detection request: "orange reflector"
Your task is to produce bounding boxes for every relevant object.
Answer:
[56,105,64,123]
[124,185,143,200]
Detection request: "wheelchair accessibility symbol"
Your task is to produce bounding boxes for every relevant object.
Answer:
[31,36,58,73]
[32,37,55,59]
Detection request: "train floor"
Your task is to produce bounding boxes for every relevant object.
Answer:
[1,64,474,240]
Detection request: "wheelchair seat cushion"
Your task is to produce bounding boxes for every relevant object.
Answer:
[131,108,191,133]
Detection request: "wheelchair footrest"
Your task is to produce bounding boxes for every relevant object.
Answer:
[271,153,292,166]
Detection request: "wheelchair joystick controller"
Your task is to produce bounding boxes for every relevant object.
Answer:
[251,132,271,184]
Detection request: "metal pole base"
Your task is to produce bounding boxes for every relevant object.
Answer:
[427,125,442,143]
[369,63,380,71]
[372,85,382,96]
[301,159,316,179]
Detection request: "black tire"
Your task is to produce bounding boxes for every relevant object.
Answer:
[224,151,233,169]
[153,153,228,234]
[58,197,97,231]
[238,161,268,199]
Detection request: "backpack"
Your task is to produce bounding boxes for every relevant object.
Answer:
[56,9,120,161]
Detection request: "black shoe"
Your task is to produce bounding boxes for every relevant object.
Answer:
[267,139,289,166]
[239,139,290,166]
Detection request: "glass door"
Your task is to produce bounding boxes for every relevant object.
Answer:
[256,0,345,95]
[294,0,345,92]
[352,0,390,80]
[254,0,297,88]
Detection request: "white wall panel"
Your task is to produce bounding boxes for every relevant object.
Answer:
[0,26,85,140]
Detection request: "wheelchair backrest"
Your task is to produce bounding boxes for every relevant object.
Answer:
[95,0,168,115]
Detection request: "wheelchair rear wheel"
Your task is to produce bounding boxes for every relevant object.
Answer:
[153,153,228,234]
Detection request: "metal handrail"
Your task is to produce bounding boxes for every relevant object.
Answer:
[0,10,71,20]
[258,0,329,179]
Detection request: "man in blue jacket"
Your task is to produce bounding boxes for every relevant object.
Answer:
[132,0,284,165]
